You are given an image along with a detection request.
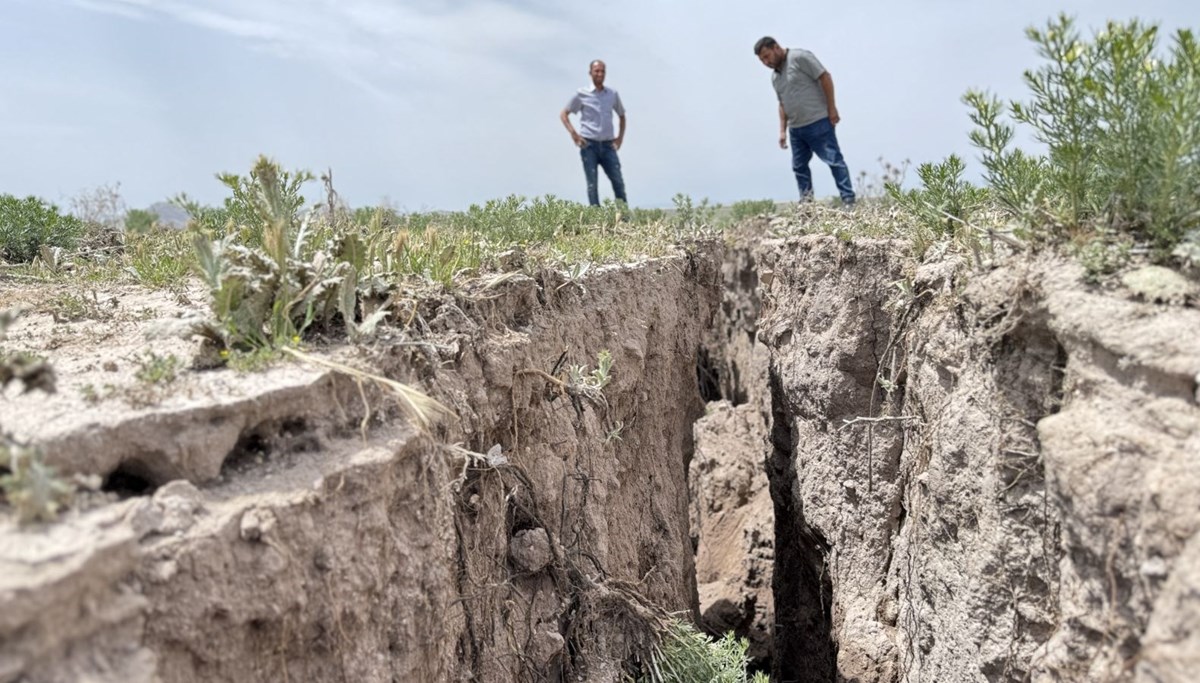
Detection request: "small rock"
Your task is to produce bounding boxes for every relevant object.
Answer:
[497,248,527,271]
[510,527,552,573]
[153,480,205,535]
[240,508,277,543]
[147,559,178,584]
[1121,266,1198,305]
[128,499,165,537]
[529,629,565,666]
[1140,557,1169,578]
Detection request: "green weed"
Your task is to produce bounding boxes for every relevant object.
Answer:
[0,195,86,263]
[0,442,73,525]
[135,351,181,385]
[125,208,159,234]
[729,199,777,222]
[671,193,721,234]
[632,619,766,683]
[45,291,114,323]
[127,229,193,287]
[964,15,1200,249]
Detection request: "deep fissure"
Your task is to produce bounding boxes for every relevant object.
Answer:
[767,364,837,683]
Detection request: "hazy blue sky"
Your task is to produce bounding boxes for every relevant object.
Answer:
[2,0,1198,210]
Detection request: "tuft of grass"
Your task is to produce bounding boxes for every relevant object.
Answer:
[134,351,182,385]
[127,229,193,288]
[633,619,766,683]
[44,291,114,323]
[728,199,777,223]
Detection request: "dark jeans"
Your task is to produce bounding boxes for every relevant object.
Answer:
[580,139,626,206]
[790,118,855,204]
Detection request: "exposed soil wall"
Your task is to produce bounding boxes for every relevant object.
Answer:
[709,234,1199,682]
[1,255,721,682]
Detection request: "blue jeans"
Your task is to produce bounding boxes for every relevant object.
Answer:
[790,118,855,204]
[580,139,626,206]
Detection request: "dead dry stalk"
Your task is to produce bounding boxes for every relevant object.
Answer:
[281,348,452,432]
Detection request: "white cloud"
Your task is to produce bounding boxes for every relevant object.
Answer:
[69,0,574,101]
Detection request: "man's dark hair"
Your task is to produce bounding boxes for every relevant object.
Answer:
[754,36,779,55]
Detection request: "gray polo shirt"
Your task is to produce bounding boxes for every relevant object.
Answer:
[772,48,829,128]
[566,86,625,141]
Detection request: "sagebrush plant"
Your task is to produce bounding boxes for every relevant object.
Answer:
[631,619,766,683]
[885,155,993,259]
[963,15,1200,249]
[671,193,721,235]
[0,194,86,263]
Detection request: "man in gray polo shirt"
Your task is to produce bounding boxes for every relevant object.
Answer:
[755,36,855,206]
[560,59,628,206]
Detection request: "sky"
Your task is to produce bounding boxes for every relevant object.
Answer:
[2,0,1198,212]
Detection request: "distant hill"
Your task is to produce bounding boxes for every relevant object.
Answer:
[146,200,190,229]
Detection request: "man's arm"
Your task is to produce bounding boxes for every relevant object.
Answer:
[818,72,840,125]
[615,114,626,150]
[560,108,584,147]
[778,103,788,149]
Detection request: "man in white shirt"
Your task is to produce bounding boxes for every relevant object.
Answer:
[560,60,628,206]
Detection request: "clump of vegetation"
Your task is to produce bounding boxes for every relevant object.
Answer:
[45,291,115,323]
[521,349,615,422]
[962,15,1200,252]
[0,311,71,525]
[729,199,777,223]
[1121,265,1199,304]
[1,310,56,395]
[126,229,194,288]
[0,443,74,525]
[0,195,86,264]
[886,154,993,258]
[181,153,727,358]
[124,208,159,234]
[1075,235,1133,283]
[633,619,767,683]
[190,155,352,353]
[874,15,1200,274]
[135,351,182,385]
[671,193,720,235]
